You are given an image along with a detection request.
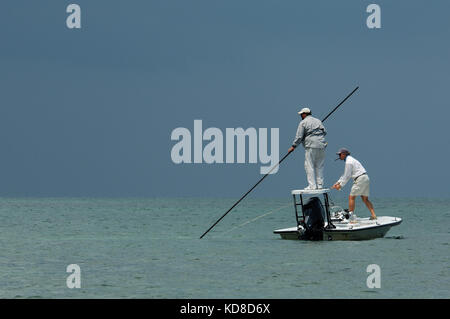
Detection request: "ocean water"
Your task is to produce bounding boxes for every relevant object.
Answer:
[0,196,448,299]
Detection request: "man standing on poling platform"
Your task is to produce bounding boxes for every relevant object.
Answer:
[288,107,327,190]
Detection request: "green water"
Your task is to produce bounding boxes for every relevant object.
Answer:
[0,197,448,298]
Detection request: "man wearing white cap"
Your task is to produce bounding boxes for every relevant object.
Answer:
[331,148,377,220]
[288,107,327,190]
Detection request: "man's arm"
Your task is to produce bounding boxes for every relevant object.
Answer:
[292,122,305,148]
[334,162,353,188]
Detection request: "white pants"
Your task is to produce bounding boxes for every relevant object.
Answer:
[304,148,325,189]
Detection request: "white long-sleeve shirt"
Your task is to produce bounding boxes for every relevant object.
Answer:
[337,155,367,187]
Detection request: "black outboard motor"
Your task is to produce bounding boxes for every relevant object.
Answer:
[299,197,325,240]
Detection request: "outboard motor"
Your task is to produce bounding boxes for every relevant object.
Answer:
[299,197,325,240]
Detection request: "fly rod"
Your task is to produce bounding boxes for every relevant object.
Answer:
[199,86,359,239]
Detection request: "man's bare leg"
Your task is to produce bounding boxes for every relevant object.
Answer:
[349,195,356,212]
[361,196,377,219]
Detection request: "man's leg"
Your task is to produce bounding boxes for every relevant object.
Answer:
[304,148,316,189]
[349,195,356,212]
[314,148,325,189]
[361,196,377,218]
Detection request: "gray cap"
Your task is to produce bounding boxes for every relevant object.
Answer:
[336,148,350,155]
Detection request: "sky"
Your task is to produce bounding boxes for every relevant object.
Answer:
[0,0,449,198]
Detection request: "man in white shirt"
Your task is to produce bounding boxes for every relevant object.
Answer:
[288,107,327,190]
[331,148,377,220]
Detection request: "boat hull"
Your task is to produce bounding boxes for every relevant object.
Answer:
[273,227,300,240]
[274,217,402,241]
[323,221,400,241]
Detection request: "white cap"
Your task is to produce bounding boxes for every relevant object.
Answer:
[298,107,311,115]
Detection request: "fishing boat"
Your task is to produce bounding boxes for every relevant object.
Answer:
[273,189,402,241]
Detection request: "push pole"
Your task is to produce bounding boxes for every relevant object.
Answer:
[199,86,359,239]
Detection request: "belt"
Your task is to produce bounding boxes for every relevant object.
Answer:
[354,173,367,181]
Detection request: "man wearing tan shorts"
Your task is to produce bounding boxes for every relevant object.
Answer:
[331,148,377,220]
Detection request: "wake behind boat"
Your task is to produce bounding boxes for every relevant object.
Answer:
[273,189,402,241]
